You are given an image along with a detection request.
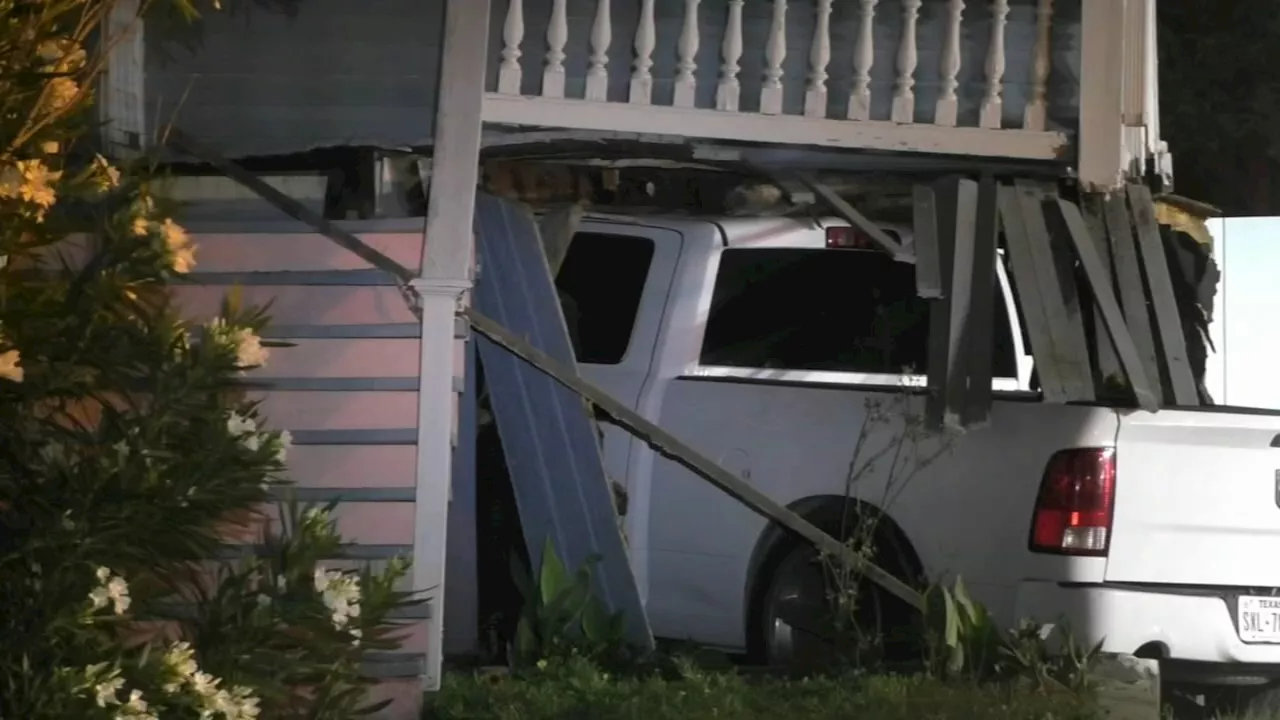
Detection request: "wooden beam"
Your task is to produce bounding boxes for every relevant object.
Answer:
[482,93,1070,161]
[998,184,1070,402]
[1103,191,1162,400]
[1077,0,1127,190]
[1012,181,1094,401]
[1052,198,1160,411]
[1080,193,1123,389]
[1128,184,1200,405]
[962,176,1000,427]
[912,184,944,299]
[940,177,979,430]
[416,0,492,689]
[796,172,911,260]
[925,179,958,428]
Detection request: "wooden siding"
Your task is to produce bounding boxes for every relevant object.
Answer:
[178,222,427,719]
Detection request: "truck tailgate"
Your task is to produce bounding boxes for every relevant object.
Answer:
[1107,408,1280,587]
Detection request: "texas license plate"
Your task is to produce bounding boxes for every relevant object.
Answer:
[1238,596,1280,642]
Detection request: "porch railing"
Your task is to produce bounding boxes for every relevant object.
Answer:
[482,0,1068,159]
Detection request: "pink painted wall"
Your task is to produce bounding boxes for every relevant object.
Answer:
[180,229,428,719]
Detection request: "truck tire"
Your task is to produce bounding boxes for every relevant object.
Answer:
[750,517,922,671]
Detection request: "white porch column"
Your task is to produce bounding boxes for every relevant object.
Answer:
[415,0,489,694]
[1077,0,1128,191]
[1120,0,1169,185]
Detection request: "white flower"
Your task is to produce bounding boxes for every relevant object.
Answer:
[313,565,362,630]
[162,641,198,691]
[88,567,131,615]
[116,689,158,720]
[207,318,268,369]
[274,430,292,465]
[226,412,257,437]
[94,675,124,707]
[189,670,219,698]
[40,442,67,467]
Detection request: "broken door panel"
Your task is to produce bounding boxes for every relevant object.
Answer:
[1079,194,1123,388]
[471,193,653,650]
[962,176,1000,427]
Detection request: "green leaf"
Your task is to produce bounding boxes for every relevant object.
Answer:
[952,575,977,626]
[515,616,538,663]
[538,537,571,607]
[581,597,610,644]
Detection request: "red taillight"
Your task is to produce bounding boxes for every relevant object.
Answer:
[1028,448,1116,556]
[826,226,871,249]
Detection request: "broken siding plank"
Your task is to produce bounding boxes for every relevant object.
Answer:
[962,176,1000,427]
[912,184,943,299]
[925,178,958,427]
[1013,181,1094,401]
[1103,191,1161,400]
[1128,184,1200,406]
[997,185,1070,402]
[942,177,980,430]
[1052,198,1160,411]
[1080,193,1123,388]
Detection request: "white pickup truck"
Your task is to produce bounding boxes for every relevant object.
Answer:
[549,210,1280,697]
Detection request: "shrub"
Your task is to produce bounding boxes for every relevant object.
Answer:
[0,1,414,717]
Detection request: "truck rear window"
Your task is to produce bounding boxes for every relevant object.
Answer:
[700,248,1017,378]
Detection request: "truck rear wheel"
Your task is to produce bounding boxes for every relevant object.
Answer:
[752,519,922,671]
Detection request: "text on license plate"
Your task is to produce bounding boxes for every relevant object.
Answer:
[1238,596,1280,642]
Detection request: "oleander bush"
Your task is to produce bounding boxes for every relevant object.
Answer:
[0,2,414,718]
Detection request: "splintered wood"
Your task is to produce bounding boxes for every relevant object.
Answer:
[918,176,1202,419]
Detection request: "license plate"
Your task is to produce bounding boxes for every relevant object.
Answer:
[1238,596,1280,642]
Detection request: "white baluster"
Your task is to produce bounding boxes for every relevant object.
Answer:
[630,0,656,104]
[934,0,964,126]
[1023,0,1053,130]
[674,0,701,107]
[542,0,568,98]
[760,0,787,115]
[585,0,613,101]
[716,0,745,111]
[847,0,878,120]
[497,0,525,95]
[979,0,1010,128]
[891,0,922,123]
[804,0,833,117]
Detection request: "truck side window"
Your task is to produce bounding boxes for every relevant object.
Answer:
[700,248,1017,379]
[554,232,656,365]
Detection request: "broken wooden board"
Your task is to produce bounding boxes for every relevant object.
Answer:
[962,176,1000,427]
[1128,184,1200,406]
[911,184,944,300]
[471,194,654,651]
[997,186,1071,402]
[1013,182,1094,401]
[939,177,979,430]
[1052,198,1160,412]
[1103,192,1162,402]
[1080,193,1124,389]
[924,178,959,428]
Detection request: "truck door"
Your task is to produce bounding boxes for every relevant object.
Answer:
[553,222,684,489]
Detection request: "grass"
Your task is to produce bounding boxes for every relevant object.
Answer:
[423,656,1104,720]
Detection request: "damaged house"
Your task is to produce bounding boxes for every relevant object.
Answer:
[88,0,1224,715]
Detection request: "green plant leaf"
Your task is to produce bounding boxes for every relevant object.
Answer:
[539,537,571,607]
[581,597,610,644]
